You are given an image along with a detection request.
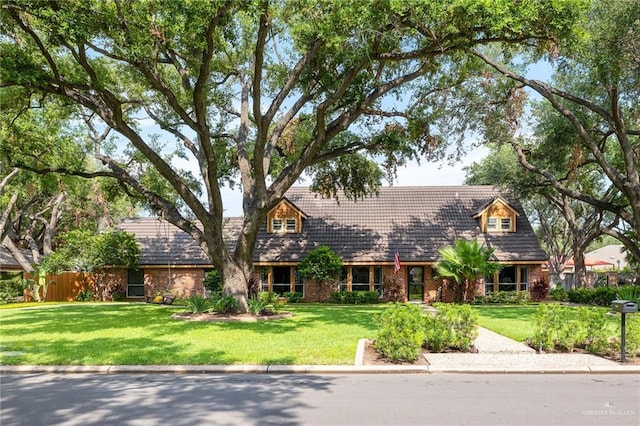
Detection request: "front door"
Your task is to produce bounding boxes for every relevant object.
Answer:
[407,266,424,301]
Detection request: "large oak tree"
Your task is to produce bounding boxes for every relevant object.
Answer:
[469,0,640,263]
[0,0,584,311]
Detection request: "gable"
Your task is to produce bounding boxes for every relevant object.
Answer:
[473,197,519,233]
[266,198,307,234]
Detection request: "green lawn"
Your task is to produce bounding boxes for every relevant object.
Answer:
[1,302,624,366]
[0,303,384,365]
[472,304,620,342]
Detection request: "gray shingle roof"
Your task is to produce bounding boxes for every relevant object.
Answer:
[118,186,547,266]
[0,246,33,270]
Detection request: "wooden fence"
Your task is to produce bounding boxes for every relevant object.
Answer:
[24,272,94,302]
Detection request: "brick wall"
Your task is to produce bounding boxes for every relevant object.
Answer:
[303,279,339,302]
[144,268,205,298]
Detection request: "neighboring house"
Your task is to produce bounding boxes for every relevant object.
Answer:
[585,245,627,271]
[115,186,547,302]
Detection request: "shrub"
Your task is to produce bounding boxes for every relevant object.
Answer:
[374,303,425,363]
[297,246,342,287]
[247,297,268,315]
[271,296,286,313]
[203,270,222,293]
[617,286,640,305]
[531,304,611,354]
[382,276,404,302]
[625,314,640,358]
[75,289,94,302]
[0,272,25,299]
[577,307,608,354]
[212,295,238,314]
[184,295,211,314]
[423,314,454,352]
[256,291,285,312]
[529,277,549,302]
[329,291,380,304]
[591,287,619,306]
[357,291,381,304]
[247,276,261,298]
[566,286,618,306]
[531,303,564,351]
[0,291,12,304]
[258,291,276,304]
[549,287,568,301]
[432,304,479,352]
[283,292,303,303]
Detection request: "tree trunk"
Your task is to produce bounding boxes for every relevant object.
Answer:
[572,253,587,288]
[453,280,465,304]
[221,256,249,313]
[2,237,34,273]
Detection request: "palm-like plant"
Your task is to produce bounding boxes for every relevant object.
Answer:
[435,239,501,303]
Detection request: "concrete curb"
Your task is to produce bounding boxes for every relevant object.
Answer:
[2,364,639,375]
[0,364,433,375]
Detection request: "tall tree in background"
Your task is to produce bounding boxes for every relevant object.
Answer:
[0,105,139,270]
[0,0,585,311]
[469,0,640,264]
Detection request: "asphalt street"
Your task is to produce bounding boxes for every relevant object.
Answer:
[1,373,639,426]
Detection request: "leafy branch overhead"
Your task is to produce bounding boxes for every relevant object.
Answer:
[0,0,587,312]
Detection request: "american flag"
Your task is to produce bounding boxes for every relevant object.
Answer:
[394,252,401,274]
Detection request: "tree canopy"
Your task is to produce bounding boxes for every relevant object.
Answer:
[468,0,640,262]
[0,0,586,310]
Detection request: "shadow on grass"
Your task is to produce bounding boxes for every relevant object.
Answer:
[0,303,387,365]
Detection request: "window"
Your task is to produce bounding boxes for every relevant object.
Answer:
[294,268,304,296]
[498,266,517,292]
[260,267,269,293]
[351,267,370,292]
[339,267,348,292]
[487,216,513,232]
[373,267,383,296]
[127,269,144,298]
[519,267,529,291]
[271,217,298,233]
[485,272,495,294]
[272,266,291,295]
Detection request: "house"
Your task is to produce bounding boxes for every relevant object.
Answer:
[585,245,627,271]
[115,186,547,302]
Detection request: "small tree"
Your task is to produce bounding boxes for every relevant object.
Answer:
[41,230,140,301]
[297,246,343,292]
[435,239,501,303]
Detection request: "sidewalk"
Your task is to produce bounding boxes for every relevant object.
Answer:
[422,327,640,373]
[2,327,640,375]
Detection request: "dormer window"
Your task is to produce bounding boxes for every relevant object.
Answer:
[267,198,307,234]
[473,197,518,233]
[487,216,512,232]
